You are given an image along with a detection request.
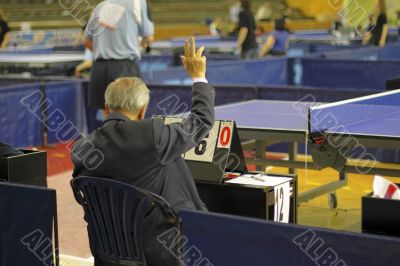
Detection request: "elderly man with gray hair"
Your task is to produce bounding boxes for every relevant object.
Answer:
[72,37,215,266]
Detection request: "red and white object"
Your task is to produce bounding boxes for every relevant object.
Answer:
[373,176,400,200]
[217,121,233,148]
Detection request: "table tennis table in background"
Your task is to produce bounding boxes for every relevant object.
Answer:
[151,32,362,57]
[289,29,362,46]
[289,34,362,46]
[215,91,400,207]
[0,53,84,75]
[151,36,237,54]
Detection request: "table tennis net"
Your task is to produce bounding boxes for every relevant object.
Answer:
[308,89,400,136]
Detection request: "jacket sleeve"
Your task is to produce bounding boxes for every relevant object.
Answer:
[153,82,215,165]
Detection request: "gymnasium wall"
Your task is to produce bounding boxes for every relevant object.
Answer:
[343,0,400,26]
[386,0,400,24]
[286,0,344,21]
[287,0,400,26]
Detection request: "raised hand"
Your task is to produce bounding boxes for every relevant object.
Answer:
[181,37,207,79]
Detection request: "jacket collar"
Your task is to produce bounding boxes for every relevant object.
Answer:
[102,112,131,126]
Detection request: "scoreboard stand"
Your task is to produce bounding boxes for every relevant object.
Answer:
[163,117,298,223]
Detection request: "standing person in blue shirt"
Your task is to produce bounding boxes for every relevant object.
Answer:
[258,18,289,57]
[236,0,258,59]
[83,0,154,113]
[74,48,93,78]
[75,23,94,78]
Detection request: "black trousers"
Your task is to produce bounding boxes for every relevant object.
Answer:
[89,59,142,109]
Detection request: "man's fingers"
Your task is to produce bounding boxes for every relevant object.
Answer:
[190,37,196,57]
[196,46,205,58]
[202,56,207,69]
[180,56,186,66]
[184,40,189,58]
[182,37,207,78]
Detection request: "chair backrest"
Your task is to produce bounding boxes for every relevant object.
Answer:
[71,176,176,266]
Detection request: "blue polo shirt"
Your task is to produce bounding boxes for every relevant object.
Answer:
[85,0,154,61]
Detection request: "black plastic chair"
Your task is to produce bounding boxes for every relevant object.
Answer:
[71,176,177,266]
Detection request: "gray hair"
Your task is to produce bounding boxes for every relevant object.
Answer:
[105,77,150,114]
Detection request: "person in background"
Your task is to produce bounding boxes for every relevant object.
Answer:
[366,14,376,33]
[143,0,153,54]
[331,14,343,32]
[83,0,154,116]
[282,2,292,22]
[230,0,241,24]
[397,11,400,41]
[74,48,93,78]
[74,23,93,78]
[255,2,272,22]
[0,10,10,49]
[228,0,241,36]
[237,0,258,59]
[206,17,223,36]
[258,18,289,57]
[363,0,388,47]
[355,24,365,38]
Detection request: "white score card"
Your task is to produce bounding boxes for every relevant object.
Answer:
[217,121,234,149]
[274,182,290,223]
[184,121,221,162]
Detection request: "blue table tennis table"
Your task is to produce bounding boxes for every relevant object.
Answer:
[215,91,400,206]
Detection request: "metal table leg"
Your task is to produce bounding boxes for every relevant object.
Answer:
[255,140,266,171]
[288,142,298,175]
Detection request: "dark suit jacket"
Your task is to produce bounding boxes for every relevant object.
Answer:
[72,82,215,266]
